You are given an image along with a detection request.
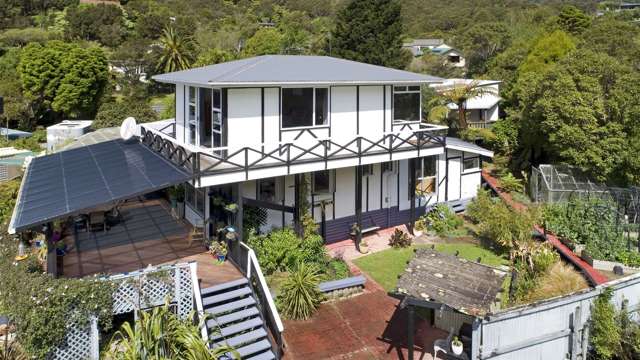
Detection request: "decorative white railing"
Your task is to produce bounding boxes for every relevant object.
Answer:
[140,121,448,180]
[50,263,196,360]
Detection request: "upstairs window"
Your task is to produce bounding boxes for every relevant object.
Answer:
[393,85,421,123]
[282,88,329,128]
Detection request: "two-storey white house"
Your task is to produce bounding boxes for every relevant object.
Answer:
[144,55,492,245]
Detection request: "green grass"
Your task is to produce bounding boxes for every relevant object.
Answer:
[353,243,508,292]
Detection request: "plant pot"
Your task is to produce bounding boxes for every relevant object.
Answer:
[216,254,226,262]
[451,342,463,355]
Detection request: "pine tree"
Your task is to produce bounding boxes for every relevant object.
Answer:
[332,0,411,69]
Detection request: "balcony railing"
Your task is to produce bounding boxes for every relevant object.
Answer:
[139,121,447,180]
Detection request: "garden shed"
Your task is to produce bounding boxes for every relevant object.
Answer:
[394,248,507,359]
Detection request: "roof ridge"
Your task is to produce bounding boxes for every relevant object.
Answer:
[321,55,443,81]
[208,55,273,83]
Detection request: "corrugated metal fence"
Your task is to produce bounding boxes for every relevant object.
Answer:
[471,272,640,360]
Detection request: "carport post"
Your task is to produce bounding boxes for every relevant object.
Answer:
[44,222,57,278]
[407,304,415,360]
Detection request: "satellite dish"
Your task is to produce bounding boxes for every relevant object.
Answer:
[120,117,137,141]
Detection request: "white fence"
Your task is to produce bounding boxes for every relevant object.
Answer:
[50,263,196,360]
[471,272,640,360]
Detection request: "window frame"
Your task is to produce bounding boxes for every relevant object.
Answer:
[258,177,279,203]
[393,85,422,124]
[382,161,396,174]
[311,170,335,195]
[362,164,374,177]
[462,157,480,173]
[186,86,224,151]
[280,86,331,130]
[412,156,437,198]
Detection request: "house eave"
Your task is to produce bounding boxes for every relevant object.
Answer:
[151,79,445,87]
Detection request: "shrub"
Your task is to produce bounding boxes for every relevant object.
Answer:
[93,100,158,129]
[276,263,323,320]
[323,258,351,281]
[524,262,587,302]
[590,288,621,360]
[246,228,302,275]
[103,303,236,359]
[498,172,524,193]
[466,189,496,224]
[459,127,497,147]
[424,203,463,236]
[388,228,412,248]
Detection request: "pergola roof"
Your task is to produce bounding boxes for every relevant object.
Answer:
[395,248,506,317]
[9,139,192,233]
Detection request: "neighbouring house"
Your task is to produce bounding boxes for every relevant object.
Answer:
[403,39,466,68]
[0,127,32,140]
[0,147,33,182]
[8,55,494,360]
[46,120,93,152]
[431,78,502,128]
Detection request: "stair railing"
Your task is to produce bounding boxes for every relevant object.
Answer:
[189,261,209,343]
[238,241,285,357]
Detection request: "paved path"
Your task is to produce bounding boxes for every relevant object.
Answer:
[283,268,446,360]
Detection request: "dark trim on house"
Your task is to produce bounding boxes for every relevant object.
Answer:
[444,149,449,201]
[365,175,369,212]
[261,88,265,154]
[356,86,360,135]
[379,164,384,209]
[278,87,282,143]
[383,85,386,133]
[222,88,228,149]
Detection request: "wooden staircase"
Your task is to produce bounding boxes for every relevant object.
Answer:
[200,278,276,360]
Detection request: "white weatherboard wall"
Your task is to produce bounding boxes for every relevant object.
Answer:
[446,150,462,201]
[358,86,385,141]
[227,88,262,153]
[474,274,640,360]
[330,86,358,145]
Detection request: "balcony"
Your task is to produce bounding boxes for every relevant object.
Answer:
[139,120,448,186]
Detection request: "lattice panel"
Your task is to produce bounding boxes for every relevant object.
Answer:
[51,264,195,359]
[49,321,93,360]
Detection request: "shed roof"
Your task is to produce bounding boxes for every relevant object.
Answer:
[403,39,445,47]
[61,127,121,150]
[446,137,494,157]
[152,55,443,86]
[396,248,506,317]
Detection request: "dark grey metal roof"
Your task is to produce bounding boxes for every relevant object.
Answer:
[9,139,191,233]
[446,137,494,157]
[61,127,121,150]
[396,248,506,317]
[152,55,443,86]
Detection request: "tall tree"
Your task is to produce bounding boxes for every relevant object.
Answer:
[19,40,109,119]
[557,5,591,35]
[241,28,283,57]
[156,25,193,73]
[332,0,411,69]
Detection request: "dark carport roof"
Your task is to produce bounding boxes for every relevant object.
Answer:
[9,139,192,233]
[395,248,506,317]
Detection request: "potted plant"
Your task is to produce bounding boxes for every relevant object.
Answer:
[209,241,228,263]
[451,336,463,355]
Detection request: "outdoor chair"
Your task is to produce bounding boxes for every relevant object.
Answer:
[433,327,455,360]
[89,212,106,232]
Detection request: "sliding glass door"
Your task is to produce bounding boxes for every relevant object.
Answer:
[189,87,224,153]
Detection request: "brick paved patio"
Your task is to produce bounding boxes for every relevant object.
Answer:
[283,275,447,359]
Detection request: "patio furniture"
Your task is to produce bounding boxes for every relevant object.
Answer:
[89,212,106,232]
[74,215,88,232]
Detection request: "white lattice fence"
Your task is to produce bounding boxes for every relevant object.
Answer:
[50,263,195,360]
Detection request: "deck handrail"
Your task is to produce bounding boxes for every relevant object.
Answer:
[238,241,284,333]
[189,261,209,343]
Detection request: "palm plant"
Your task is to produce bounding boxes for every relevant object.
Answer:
[428,80,498,129]
[156,26,193,73]
[103,303,236,360]
[277,262,323,320]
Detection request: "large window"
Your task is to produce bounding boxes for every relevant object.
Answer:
[282,88,329,128]
[393,85,421,122]
[463,158,479,172]
[186,87,223,150]
[413,156,437,197]
[185,183,205,215]
[312,170,334,194]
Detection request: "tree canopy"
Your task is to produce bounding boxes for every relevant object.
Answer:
[332,0,411,69]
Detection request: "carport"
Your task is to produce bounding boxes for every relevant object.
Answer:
[9,138,193,276]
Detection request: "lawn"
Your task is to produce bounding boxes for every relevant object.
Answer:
[353,243,508,292]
